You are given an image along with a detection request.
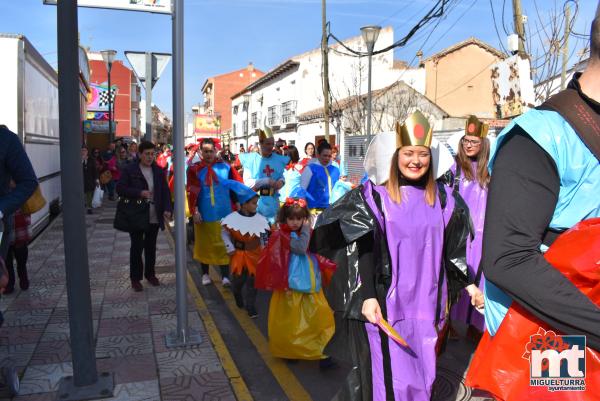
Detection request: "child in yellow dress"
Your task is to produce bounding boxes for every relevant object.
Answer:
[257,196,336,368]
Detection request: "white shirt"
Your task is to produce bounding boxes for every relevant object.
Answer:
[140,164,158,224]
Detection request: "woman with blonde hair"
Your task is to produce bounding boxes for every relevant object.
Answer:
[311,111,474,400]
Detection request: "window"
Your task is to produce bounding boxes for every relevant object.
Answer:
[251,112,262,129]
[242,120,248,134]
[251,112,257,129]
[233,105,239,115]
[233,123,237,136]
[281,100,297,124]
[268,105,280,126]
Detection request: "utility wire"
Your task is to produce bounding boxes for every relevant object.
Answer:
[489,0,510,53]
[328,0,453,57]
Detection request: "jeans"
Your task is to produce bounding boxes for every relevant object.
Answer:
[104,180,116,198]
[129,224,160,281]
[231,268,257,310]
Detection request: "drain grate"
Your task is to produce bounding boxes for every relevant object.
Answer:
[432,366,472,401]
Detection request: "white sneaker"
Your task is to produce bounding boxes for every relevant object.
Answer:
[201,274,212,286]
[222,277,231,288]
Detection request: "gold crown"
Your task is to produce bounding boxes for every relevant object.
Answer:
[257,124,274,141]
[464,115,489,138]
[395,110,432,148]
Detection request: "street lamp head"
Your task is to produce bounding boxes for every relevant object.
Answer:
[100,49,117,70]
[360,25,382,52]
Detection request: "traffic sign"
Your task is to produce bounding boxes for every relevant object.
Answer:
[43,0,172,14]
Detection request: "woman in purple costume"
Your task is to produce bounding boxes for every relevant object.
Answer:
[311,111,475,401]
[449,116,490,339]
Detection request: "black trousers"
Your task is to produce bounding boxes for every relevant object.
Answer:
[231,268,257,310]
[129,224,160,281]
[200,263,229,278]
[5,245,28,289]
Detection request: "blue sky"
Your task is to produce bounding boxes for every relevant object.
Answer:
[0,0,596,118]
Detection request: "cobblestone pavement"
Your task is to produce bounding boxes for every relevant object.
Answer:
[0,201,237,401]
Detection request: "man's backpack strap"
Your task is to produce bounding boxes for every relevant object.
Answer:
[537,89,600,162]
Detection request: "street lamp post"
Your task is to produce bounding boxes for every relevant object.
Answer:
[101,50,117,142]
[360,25,381,145]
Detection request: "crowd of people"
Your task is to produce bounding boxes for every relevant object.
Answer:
[0,11,598,400]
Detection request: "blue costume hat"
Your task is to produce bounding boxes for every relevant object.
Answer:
[221,179,258,205]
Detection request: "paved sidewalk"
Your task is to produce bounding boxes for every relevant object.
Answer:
[0,201,237,401]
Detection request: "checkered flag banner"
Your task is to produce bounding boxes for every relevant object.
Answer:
[98,87,117,107]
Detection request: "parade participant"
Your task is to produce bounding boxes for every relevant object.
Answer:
[449,116,489,339]
[310,111,471,401]
[221,181,270,318]
[466,9,600,399]
[300,141,340,212]
[240,126,289,223]
[187,138,242,287]
[156,145,171,170]
[279,145,304,202]
[274,139,287,155]
[300,142,316,167]
[256,195,336,366]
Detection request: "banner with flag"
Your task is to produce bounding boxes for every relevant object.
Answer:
[87,82,118,112]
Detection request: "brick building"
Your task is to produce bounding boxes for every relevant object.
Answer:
[201,63,264,135]
[85,52,141,149]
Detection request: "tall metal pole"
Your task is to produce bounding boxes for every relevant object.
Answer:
[321,0,330,142]
[107,65,113,142]
[560,4,570,90]
[145,52,154,142]
[512,0,526,57]
[56,1,113,398]
[366,48,373,145]
[166,0,202,348]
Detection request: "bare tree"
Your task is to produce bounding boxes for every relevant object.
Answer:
[525,0,589,102]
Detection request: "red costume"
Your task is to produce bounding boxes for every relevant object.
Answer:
[466,218,600,401]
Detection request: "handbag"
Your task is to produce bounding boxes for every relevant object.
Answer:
[21,185,46,215]
[99,170,112,185]
[113,198,150,233]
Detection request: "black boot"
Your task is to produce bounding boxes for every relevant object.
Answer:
[4,246,16,294]
[15,246,29,291]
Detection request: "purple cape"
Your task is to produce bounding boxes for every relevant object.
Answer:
[449,161,488,331]
[361,181,454,401]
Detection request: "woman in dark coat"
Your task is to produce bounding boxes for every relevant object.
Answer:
[82,146,98,214]
[116,141,173,291]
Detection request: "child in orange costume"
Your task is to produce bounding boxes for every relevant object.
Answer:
[221,180,270,318]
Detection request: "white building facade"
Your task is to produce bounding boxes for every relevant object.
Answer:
[230,27,426,157]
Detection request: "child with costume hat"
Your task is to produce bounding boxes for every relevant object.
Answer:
[256,188,337,368]
[221,180,270,318]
